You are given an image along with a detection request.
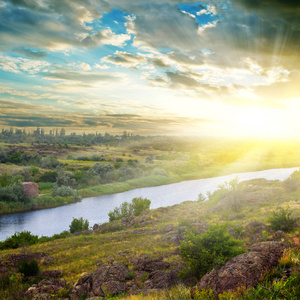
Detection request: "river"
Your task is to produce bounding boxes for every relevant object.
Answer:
[0,167,298,241]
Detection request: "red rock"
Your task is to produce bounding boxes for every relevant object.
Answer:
[22,182,39,197]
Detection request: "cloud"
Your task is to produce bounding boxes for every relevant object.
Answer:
[0,55,50,74]
[45,68,122,84]
[0,1,130,52]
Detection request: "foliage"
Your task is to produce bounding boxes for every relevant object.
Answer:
[51,184,80,199]
[0,231,39,250]
[197,193,206,202]
[41,155,60,168]
[118,165,138,181]
[284,169,300,192]
[69,217,89,233]
[18,259,39,277]
[108,197,151,222]
[87,163,114,184]
[179,224,244,278]
[38,171,58,183]
[131,197,151,216]
[268,207,298,232]
[0,182,31,203]
[56,168,76,187]
[0,146,7,163]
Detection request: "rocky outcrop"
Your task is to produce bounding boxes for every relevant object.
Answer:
[191,241,286,297]
[22,182,39,197]
[69,256,179,299]
[70,262,129,299]
[24,279,66,299]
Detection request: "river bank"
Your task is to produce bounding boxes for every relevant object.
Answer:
[0,166,298,240]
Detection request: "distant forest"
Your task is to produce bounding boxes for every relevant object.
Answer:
[0,128,139,146]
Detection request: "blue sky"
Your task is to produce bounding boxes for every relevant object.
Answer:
[0,0,300,137]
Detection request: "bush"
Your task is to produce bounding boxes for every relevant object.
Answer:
[268,207,298,232]
[108,197,151,222]
[69,217,89,233]
[51,184,80,199]
[87,163,114,184]
[0,147,8,163]
[0,231,39,250]
[0,182,31,203]
[179,224,244,278]
[18,259,39,277]
[38,171,58,183]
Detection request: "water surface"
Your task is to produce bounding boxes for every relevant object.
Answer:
[0,167,298,240]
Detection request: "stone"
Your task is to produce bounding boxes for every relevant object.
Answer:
[164,223,174,232]
[22,182,39,197]
[101,280,126,296]
[39,270,63,278]
[192,241,286,296]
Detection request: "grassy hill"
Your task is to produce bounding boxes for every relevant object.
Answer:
[0,175,300,299]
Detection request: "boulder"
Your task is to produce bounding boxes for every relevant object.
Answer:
[25,279,66,298]
[22,182,39,197]
[70,262,129,299]
[132,257,170,273]
[101,280,126,296]
[192,241,286,296]
[164,223,174,232]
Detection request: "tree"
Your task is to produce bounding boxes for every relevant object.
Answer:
[69,217,89,233]
[0,147,7,163]
[108,197,151,222]
[87,163,114,184]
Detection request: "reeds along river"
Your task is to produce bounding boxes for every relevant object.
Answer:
[0,167,298,241]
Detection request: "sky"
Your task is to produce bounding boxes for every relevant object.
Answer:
[0,0,300,137]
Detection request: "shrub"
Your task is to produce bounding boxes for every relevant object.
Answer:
[69,217,89,233]
[87,163,114,184]
[179,224,244,278]
[51,184,80,199]
[108,197,151,222]
[131,197,151,216]
[0,231,39,250]
[0,182,31,203]
[0,147,7,163]
[38,171,58,183]
[18,259,39,277]
[268,207,298,232]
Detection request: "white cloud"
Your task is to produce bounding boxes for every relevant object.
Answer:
[0,56,50,74]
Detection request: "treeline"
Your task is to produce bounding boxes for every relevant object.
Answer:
[0,127,141,145]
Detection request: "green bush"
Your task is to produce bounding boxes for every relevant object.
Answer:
[179,224,244,278]
[0,182,31,203]
[51,184,80,199]
[38,171,58,183]
[108,197,151,222]
[18,259,39,277]
[268,207,298,232]
[69,217,89,233]
[0,231,39,250]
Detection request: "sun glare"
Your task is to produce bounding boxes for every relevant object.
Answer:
[228,109,290,139]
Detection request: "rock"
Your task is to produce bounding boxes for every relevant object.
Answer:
[101,280,126,296]
[72,230,93,236]
[192,241,286,296]
[39,270,63,278]
[22,182,39,197]
[273,230,285,239]
[132,257,170,273]
[71,262,130,299]
[164,223,174,232]
[93,224,100,231]
[25,279,66,298]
